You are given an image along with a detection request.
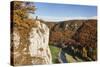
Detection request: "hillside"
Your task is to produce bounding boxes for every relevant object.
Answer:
[42,19,97,63]
[42,19,96,43]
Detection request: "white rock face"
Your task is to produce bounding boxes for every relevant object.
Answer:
[13,31,20,49]
[29,20,52,64]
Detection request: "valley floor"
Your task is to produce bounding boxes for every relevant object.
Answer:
[49,45,93,64]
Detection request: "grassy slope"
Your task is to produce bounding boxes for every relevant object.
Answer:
[49,45,60,63]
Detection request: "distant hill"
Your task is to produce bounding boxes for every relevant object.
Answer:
[40,19,96,44]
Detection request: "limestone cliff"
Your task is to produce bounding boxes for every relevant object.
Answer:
[11,20,52,65]
[29,20,52,64]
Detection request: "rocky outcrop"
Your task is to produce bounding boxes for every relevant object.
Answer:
[29,20,52,64]
[11,20,52,65]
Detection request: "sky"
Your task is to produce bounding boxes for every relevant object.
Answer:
[30,2,97,21]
